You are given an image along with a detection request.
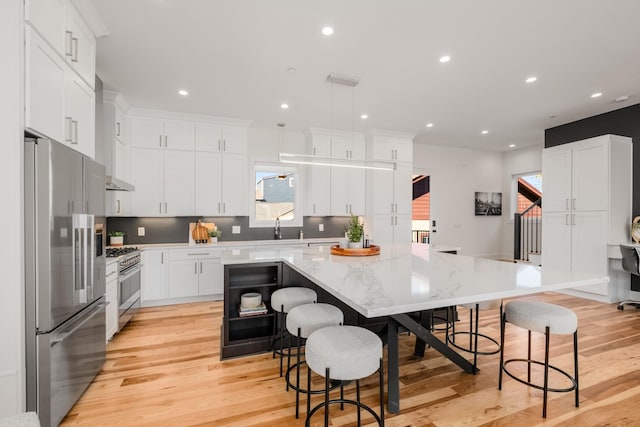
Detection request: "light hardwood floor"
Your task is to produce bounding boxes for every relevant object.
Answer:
[61,293,640,426]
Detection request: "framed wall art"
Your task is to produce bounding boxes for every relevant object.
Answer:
[475,192,502,216]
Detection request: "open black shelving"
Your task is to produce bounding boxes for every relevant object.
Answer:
[221,262,282,359]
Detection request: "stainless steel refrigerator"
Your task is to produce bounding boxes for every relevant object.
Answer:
[25,138,107,427]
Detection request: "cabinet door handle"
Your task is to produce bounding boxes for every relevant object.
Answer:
[390,203,394,214]
[223,139,226,151]
[159,202,162,214]
[313,203,316,214]
[164,202,168,213]
[313,147,316,155]
[65,116,73,142]
[116,199,121,214]
[200,262,203,274]
[161,252,164,264]
[572,214,576,225]
[164,135,168,147]
[189,253,209,256]
[572,198,576,210]
[565,198,569,210]
[71,37,78,63]
[159,135,163,147]
[194,262,197,274]
[391,216,394,226]
[72,120,78,144]
[346,204,349,214]
[65,31,73,57]
[565,214,569,225]
[395,216,398,226]
[218,202,221,213]
[222,202,226,213]
[116,122,120,137]
[218,139,221,151]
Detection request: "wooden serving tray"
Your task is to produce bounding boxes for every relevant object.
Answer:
[330,244,380,256]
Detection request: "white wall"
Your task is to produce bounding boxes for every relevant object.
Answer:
[413,144,504,257]
[0,0,25,416]
[501,143,543,258]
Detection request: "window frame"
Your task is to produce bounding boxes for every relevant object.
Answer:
[249,162,303,228]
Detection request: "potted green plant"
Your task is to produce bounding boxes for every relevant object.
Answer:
[208,229,222,243]
[108,231,125,247]
[345,214,364,249]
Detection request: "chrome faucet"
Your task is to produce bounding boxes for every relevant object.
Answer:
[274,217,282,240]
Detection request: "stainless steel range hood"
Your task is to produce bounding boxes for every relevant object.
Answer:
[106,176,135,191]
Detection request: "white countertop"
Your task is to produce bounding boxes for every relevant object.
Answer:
[219,243,609,318]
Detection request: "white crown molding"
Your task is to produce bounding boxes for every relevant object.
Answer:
[366,128,417,140]
[128,107,252,127]
[303,127,365,140]
[102,90,130,112]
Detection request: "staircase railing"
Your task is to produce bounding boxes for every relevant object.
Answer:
[513,198,542,262]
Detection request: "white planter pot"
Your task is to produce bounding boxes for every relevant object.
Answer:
[110,236,124,247]
[210,237,218,243]
[348,241,363,249]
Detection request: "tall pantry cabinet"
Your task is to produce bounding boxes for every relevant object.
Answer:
[541,134,632,302]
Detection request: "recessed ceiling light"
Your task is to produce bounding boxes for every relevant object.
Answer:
[591,92,602,98]
[280,103,289,109]
[360,114,368,119]
[178,89,188,96]
[525,77,537,83]
[509,144,516,148]
[322,26,334,36]
[481,130,489,135]
[426,123,434,128]
[439,55,451,63]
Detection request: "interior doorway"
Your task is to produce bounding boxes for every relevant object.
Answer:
[412,168,434,244]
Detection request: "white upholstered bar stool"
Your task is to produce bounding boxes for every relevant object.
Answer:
[499,300,579,418]
[285,303,344,419]
[447,299,502,372]
[271,287,317,376]
[305,325,384,427]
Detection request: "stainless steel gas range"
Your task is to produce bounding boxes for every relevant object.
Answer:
[106,247,141,330]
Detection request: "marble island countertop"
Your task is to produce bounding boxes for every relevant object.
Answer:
[218,243,609,318]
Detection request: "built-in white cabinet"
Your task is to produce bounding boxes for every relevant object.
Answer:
[365,130,415,244]
[103,93,132,216]
[141,249,169,303]
[25,26,95,158]
[194,122,248,216]
[195,123,247,154]
[366,133,413,162]
[25,0,96,89]
[542,134,632,302]
[304,132,332,216]
[130,116,195,151]
[195,152,247,216]
[105,261,118,342]
[130,148,195,215]
[330,134,366,216]
[168,249,223,299]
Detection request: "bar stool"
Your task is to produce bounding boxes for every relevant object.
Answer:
[305,325,384,427]
[285,303,344,418]
[447,299,502,372]
[499,300,579,418]
[271,287,317,376]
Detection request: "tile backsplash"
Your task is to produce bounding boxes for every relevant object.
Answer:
[106,216,350,245]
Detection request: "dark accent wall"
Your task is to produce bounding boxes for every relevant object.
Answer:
[544,102,640,291]
[106,216,350,245]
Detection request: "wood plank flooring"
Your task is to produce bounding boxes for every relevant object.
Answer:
[61,293,640,426]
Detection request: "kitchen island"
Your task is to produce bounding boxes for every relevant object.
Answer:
[219,243,609,412]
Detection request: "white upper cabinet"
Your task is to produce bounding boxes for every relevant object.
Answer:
[25,26,94,157]
[25,0,66,54]
[130,117,195,151]
[330,135,365,160]
[113,103,126,143]
[367,135,413,162]
[195,123,247,154]
[304,133,331,216]
[63,3,95,88]
[25,0,96,89]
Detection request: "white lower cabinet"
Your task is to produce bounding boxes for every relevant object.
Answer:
[168,249,223,300]
[141,249,169,303]
[105,261,118,342]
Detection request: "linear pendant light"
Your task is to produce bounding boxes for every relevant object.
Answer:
[279,74,395,171]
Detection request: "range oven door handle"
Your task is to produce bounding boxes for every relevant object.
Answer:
[118,265,142,282]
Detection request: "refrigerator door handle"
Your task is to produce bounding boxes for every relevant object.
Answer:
[87,215,95,301]
[51,302,108,345]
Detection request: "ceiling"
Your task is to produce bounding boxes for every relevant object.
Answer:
[90,0,640,151]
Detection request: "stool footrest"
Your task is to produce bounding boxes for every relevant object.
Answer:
[447,331,500,355]
[502,358,577,393]
[285,361,342,395]
[306,399,383,427]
